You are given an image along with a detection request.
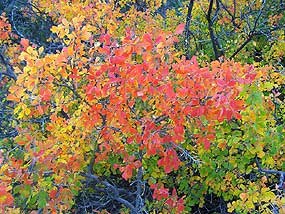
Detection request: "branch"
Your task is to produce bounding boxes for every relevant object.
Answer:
[133,149,145,214]
[229,0,266,59]
[0,51,17,80]
[54,80,91,107]
[184,0,195,59]
[218,0,240,29]
[11,7,25,38]
[229,32,255,59]
[172,143,202,165]
[81,173,137,213]
[206,0,224,59]
[252,0,266,32]
[256,158,285,189]
[153,115,169,124]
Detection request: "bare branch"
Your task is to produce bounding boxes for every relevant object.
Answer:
[0,51,17,80]
[81,173,137,213]
[229,32,255,59]
[206,0,224,59]
[184,0,195,59]
[256,158,285,190]
[230,0,267,59]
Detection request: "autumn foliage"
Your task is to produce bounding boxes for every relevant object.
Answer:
[0,1,284,213]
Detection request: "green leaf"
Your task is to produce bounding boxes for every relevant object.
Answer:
[37,190,48,209]
[247,90,263,105]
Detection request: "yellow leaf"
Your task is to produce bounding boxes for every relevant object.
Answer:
[81,31,91,41]
[280,207,285,214]
[257,151,265,158]
[0,195,7,203]
[15,103,31,119]
[261,176,267,183]
[4,208,21,214]
[0,164,9,174]
[261,188,275,202]
[245,200,255,209]
[50,26,59,34]
[26,46,37,56]
[38,46,44,55]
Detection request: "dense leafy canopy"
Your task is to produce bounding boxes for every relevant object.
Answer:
[0,0,284,213]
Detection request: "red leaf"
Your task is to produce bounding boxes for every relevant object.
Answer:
[110,56,126,65]
[165,83,176,99]
[143,33,152,44]
[121,164,133,180]
[0,184,14,206]
[49,189,58,199]
[177,197,185,213]
[39,88,52,102]
[69,68,80,79]
[230,100,244,111]
[166,198,175,207]
[151,184,169,200]
[20,38,29,50]
[175,23,185,35]
[158,149,181,173]
[174,125,184,136]
[172,188,178,198]
[204,139,211,150]
[99,33,111,46]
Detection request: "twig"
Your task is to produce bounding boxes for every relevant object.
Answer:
[54,80,91,107]
[172,143,202,165]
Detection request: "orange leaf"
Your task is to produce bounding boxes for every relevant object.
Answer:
[6,94,20,102]
[17,141,26,146]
